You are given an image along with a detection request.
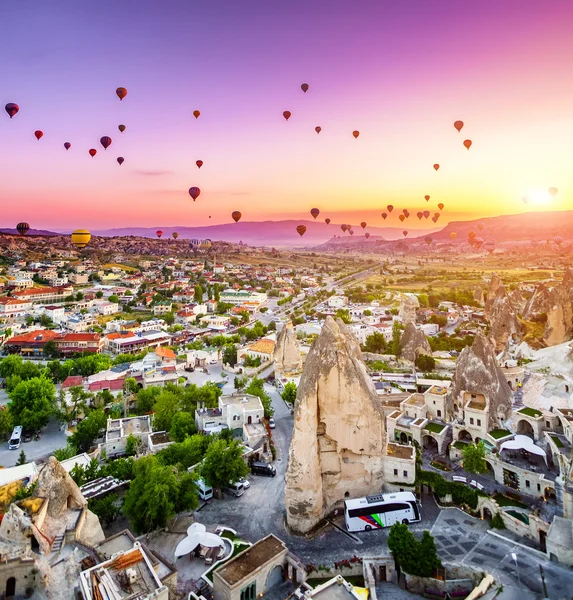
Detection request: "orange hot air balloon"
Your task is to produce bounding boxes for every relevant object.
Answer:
[349,229,354,235]
[432,216,439,223]
[296,225,306,237]
[315,126,321,134]
[463,139,472,150]
[89,149,97,157]
[468,231,476,241]
[325,218,331,224]
[477,224,484,231]
[433,212,440,218]
[548,187,558,198]
[387,205,394,213]
[433,164,440,171]
[188,187,201,201]
[172,232,179,240]
[310,208,320,219]
[232,211,242,223]
[402,230,408,237]
[454,120,464,132]
[117,156,124,165]
[341,224,348,232]
[360,221,367,229]
[417,212,423,220]
[100,136,112,150]
[399,215,405,222]
[156,230,163,238]
[5,103,19,118]
[352,130,360,139]
[283,111,291,121]
[118,124,126,133]
[424,195,430,201]
[301,83,309,93]
[34,130,43,141]
[402,209,408,216]
[425,237,433,246]
[438,203,444,211]
[450,232,457,240]
[116,87,128,101]
[365,232,370,239]
[382,213,388,220]
[196,160,203,169]
[423,211,430,219]
[64,142,71,150]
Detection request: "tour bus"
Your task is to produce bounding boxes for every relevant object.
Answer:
[9,426,23,450]
[344,492,421,532]
[196,478,213,501]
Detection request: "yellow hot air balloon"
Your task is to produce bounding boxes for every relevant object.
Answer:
[71,229,91,249]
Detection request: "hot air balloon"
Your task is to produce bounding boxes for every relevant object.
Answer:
[341,224,348,232]
[365,232,370,239]
[193,110,200,119]
[382,213,388,220]
[200,239,212,250]
[310,208,320,219]
[89,149,97,157]
[399,215,405,222]
[232,211,242,223]
[188,187,201,201]
[71,229,91,249]
[433,164,440,171]
[463,139,472,150]
[116,87,128,101]
[387,205,394,213]
[325,218,331,225]
[432,216,438,223]
[34,130,43,141]
[118,124,126,133]
[425,237,433,246]
[454,120,464,132]
[117,156,124,166]
[522,196,529,205]
[478,224,484,231]
[402,209,409,216]
[468,231,476,242]
[64,142,71,150]
[301,83,309,93]
[100,136,112,150]
[283,111,291,121]
[189,239,200,249]
[484,242,496,254]
[16,222,30,236]
[196,160,203,169]
[360,221,367,229]
[352,131,360,139]
[156,230,163,238]
[438,203,444,211]
[450,232,457,240]
[434,212,440,219]
[474,237,484,249]
[417,212,423,220]
[424,195,430,201]
[5,103,19,118]
[315,126,321,134]
[349,229,354,235]
[402,230,408,237]
[554,236,563,246]
[172,232,179,240]
[296,225,306,236]
[423,211,430,219]
[548,187,558,198]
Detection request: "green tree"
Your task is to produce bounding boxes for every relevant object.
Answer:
[281,382,297,406]
[42,339,59,358]
[70,409,107,452]
[335,308,352,324]
[363,331,387,354]
[390,321,402,356]
[418,531,441,576]
[136,386,161,414]
[158,434,212,469]
[462,441,487,474]
[9,376,56,432]
[200,438,248,493]
[234,375,248,391]
[244,377,273,417]
[222,345,238,367]
[108,294,120,304]
[53,444,77,461]
[194,284,204,302]
[387,523,420,575]
[152,390,180,432]
[0,408,13,441]
[415,355,436,371]
[125,434,142,456]
[163,312,175,326]
[16,449,27,466]
[95,290,104,299]
[170,412,197,442]
[89,493,120,527]
[429,314,448,328]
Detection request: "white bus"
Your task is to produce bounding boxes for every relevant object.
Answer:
[344,492,421,532]
[196,478,213,501]
[9,426,23,450]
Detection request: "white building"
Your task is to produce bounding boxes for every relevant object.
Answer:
[327,295,349,308]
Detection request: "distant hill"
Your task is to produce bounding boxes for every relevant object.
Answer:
[0,228,60,237]
[93,220,439,247]
[431,211,573,243]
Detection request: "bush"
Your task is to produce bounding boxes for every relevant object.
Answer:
[490,513,505,529]
[417,470,481,509]
[415,355,436,371]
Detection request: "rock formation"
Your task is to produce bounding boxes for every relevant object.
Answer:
[399,293,419,325]
[285,317,386,534]
[474,286,484,305]
[33,456,86,518]
[488,294,523,352]
[484,273,504,316]
[399,323,432,362]
[274,321,302,375]
[447,332,512,429]
[544,286,573,347]
[522,283,551,319]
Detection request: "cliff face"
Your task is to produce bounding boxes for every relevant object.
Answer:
[284,317,386,534]
[399,294,419,325]
[399,322,432,362]
[488,294,523,352]
[544,286,573,347]
[274,321,302,375]
[523,283,551,319]
[447,332,512,429]
[484,273,504,316]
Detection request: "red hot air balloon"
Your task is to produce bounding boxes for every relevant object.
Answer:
[283,111,291,121]
[399,215,405,222]
[387,205,394,213]
[117,157,124,165]
[64,142,71,150]
[156,230,163,238]
[360,221,367,229]
[89,149,97,157]
[315,126,321,134]
[402,209,408,216]
[325,218,331,224]
[382,213,388,220]
[116,87,128,101]
[118,124,126,133]
[349,229,354,235]
[296,225,306,236]
[423,211,430,219]
[425,237,433,246]
[434,212,440,218]
[301,83,309,93]
[403,230,408,237]
[232,211,242,223]
[188,187,201,201]
[100,136,112,150]
[196,160,203,169]
[417,212,423,220]
[310,208,320,219]
[433,164,440,171]
[365,232,370,239]
[34,130,43,141]
[438,203,444,211]
[341,224,347,232]
[463,139,472,150]
[5,103,19,118]
[193,110,200,119]
[425,195,430,201]
[352,130,360,139]
[454,120,464,132]
[432,216,438,223]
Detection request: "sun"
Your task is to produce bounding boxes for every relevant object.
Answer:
[523,188,553,206]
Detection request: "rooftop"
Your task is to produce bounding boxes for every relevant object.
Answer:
[406,393,425,406]
[247,339,276,354]
[220,393,263,412]
[427,385,448,395]
[387,443,415,460]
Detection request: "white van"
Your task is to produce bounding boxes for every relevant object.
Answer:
[196,478,213,501]
[222,481,245,497]
[9,426,23,450]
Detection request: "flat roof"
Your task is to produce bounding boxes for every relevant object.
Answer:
[387,443,415,460]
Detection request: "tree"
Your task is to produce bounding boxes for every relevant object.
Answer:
[363,309,372,316]
[57,386,91,423]
[95,290,104,299]
[415,355,436,371]
[222,345,238,367]
[70,409,107,452]
[43,339,59,358]
[108,294,119,304]
[158,434,212,469]
[390,321,402,356]
[136,386,161,414]
[170,412,197,442]
[462,441,487,474]
[281,382,297,406]
[244,377,273,417]
[363,331,387,354]
[200,438,248,493]
[89,493,120,527]
[125,434,142,456]
[418,531,441,576]
[429,314,448,328]
[234,375,248,391]
[387,523,421,575]
[0,408,13,440]
[152,390,180,432]
[53,444,77,461]
[9,376,56,432]
[194,284,204,302]
[16,449,27,466]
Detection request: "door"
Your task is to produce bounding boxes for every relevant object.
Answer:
[6,577,16,598]
[378,566,387,582]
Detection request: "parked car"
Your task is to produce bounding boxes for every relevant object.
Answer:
[238,477,250,489]
[268,417,276,429]
[222,482,245,497]
[184,365,195,372]
[251,461,276,477]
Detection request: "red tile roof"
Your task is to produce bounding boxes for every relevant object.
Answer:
[62,376,84,388]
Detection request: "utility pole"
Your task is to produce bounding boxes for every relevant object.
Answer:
[539,565,548,599]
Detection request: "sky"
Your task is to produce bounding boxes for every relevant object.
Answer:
[1,0,572,231]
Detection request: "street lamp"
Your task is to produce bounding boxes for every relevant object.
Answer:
[511,552,521,590]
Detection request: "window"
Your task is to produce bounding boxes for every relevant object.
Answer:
[525,480,530,488]
[403,471,408,477]
[546,421,551,428]
[537,483,541,492]
[470,418,474,425]
[240,583,256,600]
[477,419,481,427]
[437,410,441,417]
[394,469,398,476]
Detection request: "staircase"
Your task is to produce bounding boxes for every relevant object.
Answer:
[51,534,65,554]
[512,372,530,409]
